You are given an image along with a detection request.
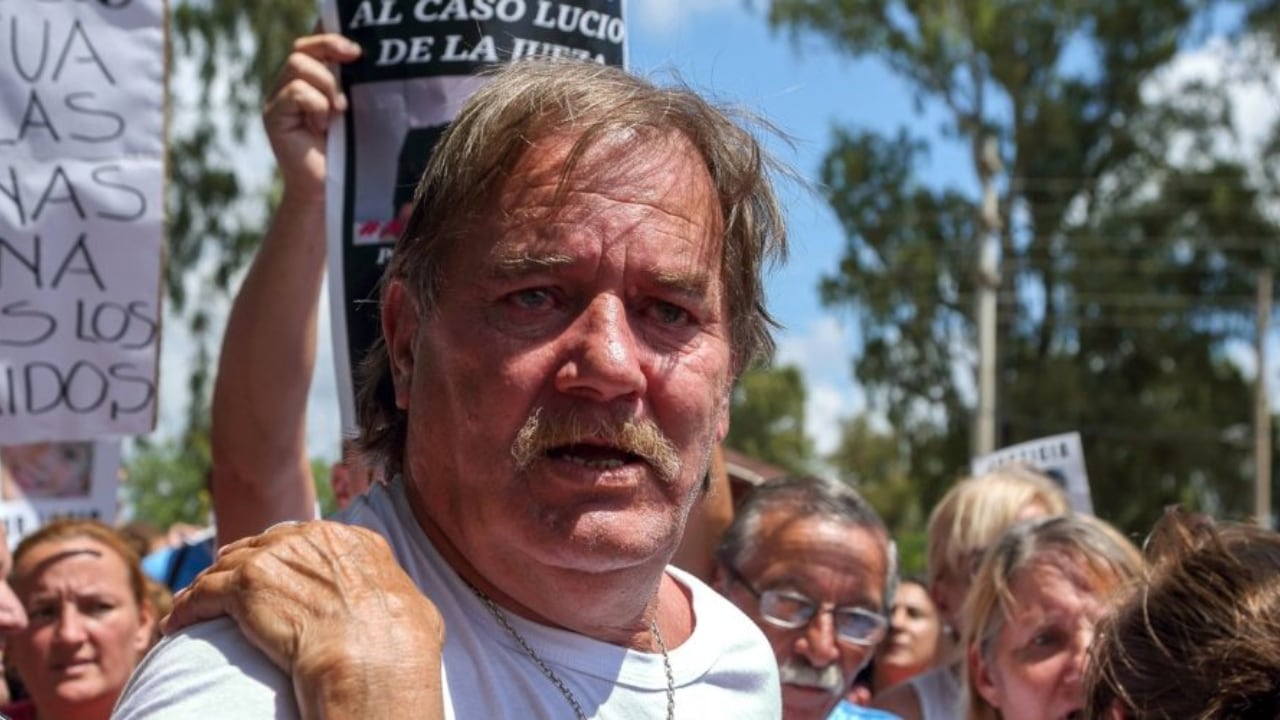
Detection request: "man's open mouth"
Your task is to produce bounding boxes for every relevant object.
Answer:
[547,443,642,470]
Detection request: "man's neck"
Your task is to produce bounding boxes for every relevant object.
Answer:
[404,479,693,650]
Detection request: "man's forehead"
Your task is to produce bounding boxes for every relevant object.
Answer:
[753,513,889,576]
[473,130,726,281]
[500,127,718,208]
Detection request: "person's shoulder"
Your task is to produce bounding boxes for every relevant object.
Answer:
[113,618,299,719]
[332,475,401,535]
[829,700,903,720]
[670,565,760,637]
[668,565,778,683]
[870,678,924,720]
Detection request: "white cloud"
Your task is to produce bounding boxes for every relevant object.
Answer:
[1145,35,1280,172]
[777,316,851,379]
[630,0,738,34]
[805,382,850,456]
[776,316,864,455]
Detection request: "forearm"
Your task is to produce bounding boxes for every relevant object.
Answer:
[211,191,327,544]
[297,652,445,720]
[293,590,446,720]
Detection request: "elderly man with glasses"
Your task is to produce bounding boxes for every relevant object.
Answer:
[714,476,899,720]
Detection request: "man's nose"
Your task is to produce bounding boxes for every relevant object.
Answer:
[796,610,841,668]
[555,295,646,401]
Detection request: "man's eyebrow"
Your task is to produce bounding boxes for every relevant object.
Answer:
[486,252,715,298]
[652,269,712,299]
[488,252,574,277]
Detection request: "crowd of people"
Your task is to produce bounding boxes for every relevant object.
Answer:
[3,27,1279,720]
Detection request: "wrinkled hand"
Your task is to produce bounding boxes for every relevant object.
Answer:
[263,34,362,201]
[167,521,444,720]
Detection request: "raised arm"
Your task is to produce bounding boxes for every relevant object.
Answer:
[210,35,362,546]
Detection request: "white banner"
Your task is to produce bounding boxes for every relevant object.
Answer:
[0,439,120,546]
[0,0,167,444]
[971,431,1094,514]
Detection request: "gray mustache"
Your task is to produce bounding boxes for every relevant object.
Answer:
[778,658,844,694]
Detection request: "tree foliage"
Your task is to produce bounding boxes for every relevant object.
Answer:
[120,3,316,520]
[124,435,337,529]
[767,0,1279,533]
[122,437,211,530]
[726,364,815,475]
[165,1,317,435]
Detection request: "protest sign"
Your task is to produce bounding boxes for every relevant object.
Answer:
[321,0,628,436]
[0,439,120,546]
[0,1,167,444]
[971,431,1094,514]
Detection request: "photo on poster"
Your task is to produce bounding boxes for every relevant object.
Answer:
[350,75,488,245]
[1,442,95,500]
[0,440,120,546]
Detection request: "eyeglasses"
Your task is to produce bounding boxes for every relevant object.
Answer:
[726,566,888,646]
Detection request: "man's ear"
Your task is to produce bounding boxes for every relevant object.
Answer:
[382,280,420,410]
[714,387,731,442]
[969,640,1003,711]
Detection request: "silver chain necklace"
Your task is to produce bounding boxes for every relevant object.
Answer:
[470,587,676,720]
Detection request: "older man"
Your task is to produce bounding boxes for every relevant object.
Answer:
[714,476,898,720]
[114,35,786,719]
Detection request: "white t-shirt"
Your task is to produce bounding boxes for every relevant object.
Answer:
[114,477,781,719]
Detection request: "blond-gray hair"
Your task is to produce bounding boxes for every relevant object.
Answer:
[963,514,1143,720]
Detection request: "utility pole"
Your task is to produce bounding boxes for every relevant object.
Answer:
[974,136,1002,457]
[1257,270,1273,529]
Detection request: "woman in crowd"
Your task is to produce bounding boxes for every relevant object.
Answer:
[1086,510,1280,719]
[5,519,156,720]
[873,466,1068,720]
[965,514,1142,720]
[871,577,941,695]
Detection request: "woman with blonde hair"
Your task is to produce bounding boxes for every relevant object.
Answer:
[874,466,1068,720]
[5,519,156,720]
[965,514,1142,720]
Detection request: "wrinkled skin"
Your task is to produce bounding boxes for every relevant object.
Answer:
[166,522,444,720]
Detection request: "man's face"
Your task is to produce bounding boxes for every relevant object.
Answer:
[385,129,731,608]
[720,512,888,720]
